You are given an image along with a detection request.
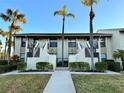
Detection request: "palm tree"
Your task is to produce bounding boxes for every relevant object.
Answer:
[0,29,8,60]
[54,5,75,66]
[0,9,26,62]
[81,0,99,70]
[113,49,124,69]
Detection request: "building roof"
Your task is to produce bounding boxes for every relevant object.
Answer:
[97,28,124,32]
[14,33,112,38]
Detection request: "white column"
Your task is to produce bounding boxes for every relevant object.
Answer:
[98,38,101,62]
[25,37,28,62]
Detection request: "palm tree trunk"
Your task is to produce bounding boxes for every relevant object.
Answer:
[62,16,65,67]
[8,28,12,63]
[89,5,95,70]
[4,37,7,60]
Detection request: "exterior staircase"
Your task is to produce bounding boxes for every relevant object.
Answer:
[55,67,69,71]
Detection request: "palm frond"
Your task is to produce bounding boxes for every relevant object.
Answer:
[17,14,26,23]
[13,26,22,34]
[0,13,11,21]
[67,13,75,19]
[82,0,99,6]
[14,10,20,17]
[6,9,13,16]
[63,5,67,14]
[54,10,64,16]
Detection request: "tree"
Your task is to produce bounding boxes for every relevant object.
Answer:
[113,49,124,69]
[54,5,75,66]
[0,29,8,60]
[81,0,99,70]
[0,9,26,62]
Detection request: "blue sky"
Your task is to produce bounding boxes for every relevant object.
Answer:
[0,0,124,46]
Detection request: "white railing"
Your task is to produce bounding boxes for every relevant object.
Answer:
[33,41,40,57]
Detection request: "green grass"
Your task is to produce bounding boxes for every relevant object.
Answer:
[72,74,124,93]
[0,74,51,93]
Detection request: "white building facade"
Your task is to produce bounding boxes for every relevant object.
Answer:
[14,28,124,69]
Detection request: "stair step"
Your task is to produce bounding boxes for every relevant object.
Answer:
[55,67,69,71]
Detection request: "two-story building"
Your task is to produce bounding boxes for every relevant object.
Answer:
[14,28,124,69]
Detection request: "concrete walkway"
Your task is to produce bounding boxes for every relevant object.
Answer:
[43,71,76,93]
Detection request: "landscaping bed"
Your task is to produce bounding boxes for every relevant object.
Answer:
[72,74,124,93]
[0,74,51,93]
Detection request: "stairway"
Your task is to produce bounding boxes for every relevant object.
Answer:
[55,67,69,71]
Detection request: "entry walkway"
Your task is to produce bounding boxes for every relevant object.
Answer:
[43,71,76,93]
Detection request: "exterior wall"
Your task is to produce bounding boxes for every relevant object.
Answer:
[57,38,68,59]
[97,29,124,60]
[119,32,124,49]
[106,37,112,59]
[14,37,21,56]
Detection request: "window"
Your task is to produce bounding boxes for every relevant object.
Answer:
[50,38,57,47]
[27,48,33,57]
[101,53,107,61]
[68,39,76,47]
[68,42,76,47]
[50,42,57,47]
[21,38,26,47]
[20,53,25,61]
[100,38,106,47]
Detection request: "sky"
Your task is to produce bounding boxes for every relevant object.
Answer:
[0,0,124,48]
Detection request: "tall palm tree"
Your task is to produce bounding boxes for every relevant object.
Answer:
[54,5,75,66]
[81,0,99,70]
[0,9,26,62]
[113,49,124,69]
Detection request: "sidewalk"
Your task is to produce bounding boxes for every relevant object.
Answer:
[43,71,76,93]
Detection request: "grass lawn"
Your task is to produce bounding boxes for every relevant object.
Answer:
[0,74,51,93]
[72,74,124,93]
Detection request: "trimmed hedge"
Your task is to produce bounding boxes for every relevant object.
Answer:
[0,60,8,65]
[105,60,121,72]
[95,62,107,72]
[0,65,17,73]
[69,62,90,71]
[36,62,53,71]
[17,62,27,70]
[114,62,121,72]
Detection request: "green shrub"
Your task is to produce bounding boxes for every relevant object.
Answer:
[69,62,90,71]
[106,60,115,71]
[95,62,107,72]
[17,62,27,70]
[0,65,17,73]
[0,60,8,65]
[0,65,9,73]
[114,62,121,72]
[105,60,121,72]
[36,62,53,71]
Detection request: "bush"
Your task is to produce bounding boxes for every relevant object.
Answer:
[36,62,53,71]
[114,62,121,72]
[105,60,115,71]
[95,62,107,72]
[69,62,90,71]
[0,60,8,65]
[105,60,121,72]
[0,65,17,73]
[17,62,27,70]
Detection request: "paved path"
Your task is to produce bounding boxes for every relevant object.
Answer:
[43,71,76,93]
